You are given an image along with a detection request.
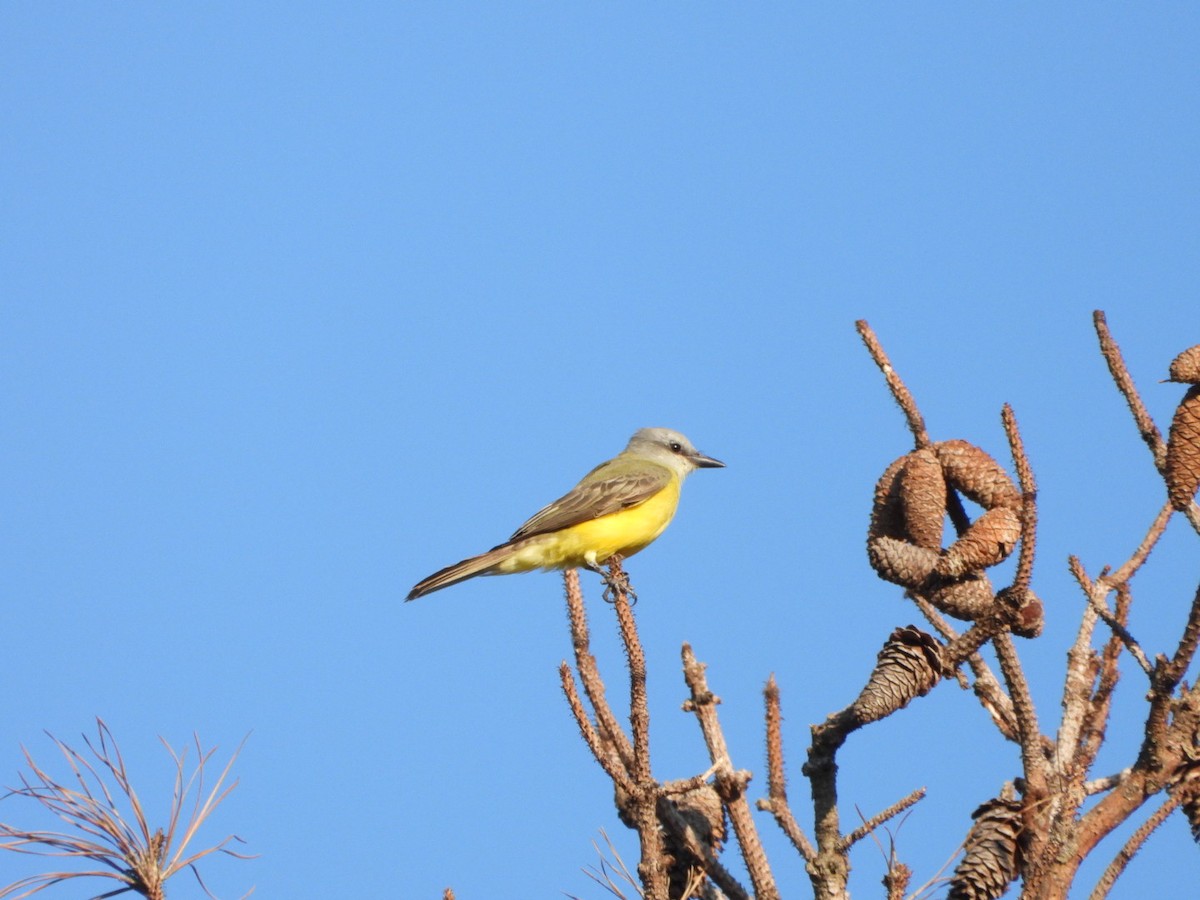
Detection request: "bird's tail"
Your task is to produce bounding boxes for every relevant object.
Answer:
[406,544,514,601]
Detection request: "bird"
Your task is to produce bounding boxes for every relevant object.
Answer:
[406,427,724,600]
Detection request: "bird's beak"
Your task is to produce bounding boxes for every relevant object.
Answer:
[691,452,725,469]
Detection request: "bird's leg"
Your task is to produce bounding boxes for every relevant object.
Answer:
[581,558,610,594]
[600,555,637,605]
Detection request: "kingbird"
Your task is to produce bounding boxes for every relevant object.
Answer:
[406,427,724,600]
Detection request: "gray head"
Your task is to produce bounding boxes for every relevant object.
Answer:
[623,427,725,476]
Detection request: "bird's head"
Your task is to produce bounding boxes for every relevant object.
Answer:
[625,427,725,476]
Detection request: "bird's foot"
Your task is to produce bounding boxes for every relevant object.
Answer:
[587,556,637,605]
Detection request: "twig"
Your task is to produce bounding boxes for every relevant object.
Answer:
[840,787,926,850]
[972,667,1020,743]
[605,561,669,899]
[857,319,930,448]
[1082,586,1152,676]
[941,615,1009,668]
[993,634,1044,776]
[1076,586,1133,774]
[560,568,669,899]
[1109,502,1173,585]
[1138,580,1200,766]
[1087,792,1183,900]
[681,644,779,900]
[609,559,651,785]
[560,663,636,796]
[1093,310,1167,469]
[577,829,641,900]
[1082,771,1130,796]
[924,597,1020,743]
[758,676,816,861]
[1001,404,1038,592]
[564,569,635,770]
[0,720,251,900]
[907,594,955,641]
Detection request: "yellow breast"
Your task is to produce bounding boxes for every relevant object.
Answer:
[497,475,682,573]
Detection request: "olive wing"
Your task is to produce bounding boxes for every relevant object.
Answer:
[506,461,673,543]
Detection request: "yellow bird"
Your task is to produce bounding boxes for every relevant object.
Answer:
[406,427,724,600]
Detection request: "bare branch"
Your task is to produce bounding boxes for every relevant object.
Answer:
[1078,575,1153,677]
[608,559,651,786]
[1088,792,1183,900]
[1093,310,1167,469]
[564,569,635,770]
[992,634,1047,798]
[1109,502,1173,584]
[560,663,636,796]
[757,676,816,861]
[1001,404,1038,593]
[840,787,926,851]
[857,319,930,448]
[680,644,779,900]
[1083,771,1130,796]
[0,720,251,900]
[1076,586,1133,775]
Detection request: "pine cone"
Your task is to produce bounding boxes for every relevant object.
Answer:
[848,626,944,725]
[897,447,947,550]
[869,454,911,542]
[947,796,1023,900]
[868,535,939,588]
[999,586,1044,639]
[923,572,996,621]
[936,507,1022,579]
[1167,345,1200,384]
[1177,764,1200,844]
[936,440,1022,512]
[1166,385,1200,511]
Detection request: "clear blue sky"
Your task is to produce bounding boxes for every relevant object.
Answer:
[3,5,1198,898]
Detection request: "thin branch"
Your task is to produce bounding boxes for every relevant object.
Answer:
[840,787,926,851]
[993,633,1048,807]
[1076,586,1133,775]
[0,720,251,900]
[560,664,636,796]
[1093,310,1167,469]
[609,560,651,787]
[1082,771,1130,796]
[971,667,1020,743]
[909,594,961,644]
[856,319,930,448]
[1001,404,1038,592]
[1087,792,1183,900]
[1109,502,1173,584]
[604,561,668,900]
[757,676,816,861]
[564,569,635,771]
[1056,557,1106,777]
[907,597,1023,742]
[1079,576,1153,677]
[681,644,779,900]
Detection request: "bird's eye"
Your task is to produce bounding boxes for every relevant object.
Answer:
[669,441,683,453]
